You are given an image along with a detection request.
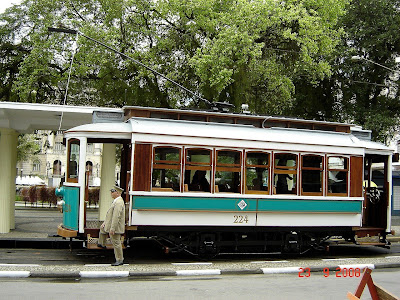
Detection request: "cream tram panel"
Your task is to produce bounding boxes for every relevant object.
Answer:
[256,212,362,227]
[131,211,257,226]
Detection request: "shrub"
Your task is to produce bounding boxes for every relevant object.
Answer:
[38,186,49,207]
[47,187,58,207]
[21,187,30,204]
[28,186,38,204]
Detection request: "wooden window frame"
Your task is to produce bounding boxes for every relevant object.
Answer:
[152,146,182,192]
[301,154,324,196]
[66,139,80,183]
[184,148,212,193]
[273,152,298,195]
[245,151,270,195]
[327,156,349,197]
[153,146,181,166]
[216,150,242,169]
[215,149,242,193]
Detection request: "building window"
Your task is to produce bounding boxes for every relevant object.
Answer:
[152,146,181,191]
[32,160,41,172]
[215,150,241,193]
[327,156,348,195]
[274,153,297,194]
[87,143,94,154]
[54,142,64,153]
[301,155,323,195]
[53,160,62,176]
[245,151,269,194]
[184,148,211,192]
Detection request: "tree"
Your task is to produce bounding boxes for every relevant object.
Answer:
[292,0,400,143]
[0,4,33,102]
[1,0,347,114]
[16,134,40,163]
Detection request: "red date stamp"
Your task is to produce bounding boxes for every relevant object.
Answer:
[298,267,362,278]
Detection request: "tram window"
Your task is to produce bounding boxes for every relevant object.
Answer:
[273,153,297,194]
[245,152,269,194]
[184,148,211,192]
[215,150,241,193]
[152,147,181,191]
[67,139,80,182]
[301,155,323,195]
[327,156,348,195]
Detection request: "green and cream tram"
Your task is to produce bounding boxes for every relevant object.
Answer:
[56,106,394,255]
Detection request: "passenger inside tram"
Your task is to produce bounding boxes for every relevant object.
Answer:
[189,170,210,192]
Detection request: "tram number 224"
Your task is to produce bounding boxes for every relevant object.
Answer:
[233,215,249,224]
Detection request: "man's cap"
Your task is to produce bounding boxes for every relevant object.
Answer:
[110,186,124,193]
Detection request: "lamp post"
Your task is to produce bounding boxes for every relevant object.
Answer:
[351,55,399,74]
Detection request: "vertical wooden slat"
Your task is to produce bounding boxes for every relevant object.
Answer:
[350,156,364,197]
[132,143,152,191]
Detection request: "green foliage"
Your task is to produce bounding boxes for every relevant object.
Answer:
[1,0,346,113]
[3,0,399,142]
[292,0,400,143]
[16,134,40,163]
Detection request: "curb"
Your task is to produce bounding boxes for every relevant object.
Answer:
[0,263,398,279]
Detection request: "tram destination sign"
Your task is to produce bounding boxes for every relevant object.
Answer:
[92,110,124,123]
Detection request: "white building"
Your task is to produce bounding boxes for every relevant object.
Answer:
[16,130,103,187]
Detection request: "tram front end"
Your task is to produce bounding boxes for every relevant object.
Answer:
[55,137,88,239]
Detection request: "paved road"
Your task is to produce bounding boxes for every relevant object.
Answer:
[1,269,399,300]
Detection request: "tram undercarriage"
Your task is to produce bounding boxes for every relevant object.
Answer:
[124,226,376,256]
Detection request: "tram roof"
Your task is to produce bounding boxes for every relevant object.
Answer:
[128,117,390,154]
[65,122,131,141]
[123,105,353,133]
[65,117,391,155]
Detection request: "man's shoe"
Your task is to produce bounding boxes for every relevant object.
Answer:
[111,261,124,266]
[97,244,106,249]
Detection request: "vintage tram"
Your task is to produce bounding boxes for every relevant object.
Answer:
[56,106,394,255]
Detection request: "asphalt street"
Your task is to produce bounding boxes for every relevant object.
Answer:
[1,270,400,300]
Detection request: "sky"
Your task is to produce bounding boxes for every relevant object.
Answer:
[0,0,21,14]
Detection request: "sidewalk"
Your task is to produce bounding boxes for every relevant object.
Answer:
[1,254,400,279]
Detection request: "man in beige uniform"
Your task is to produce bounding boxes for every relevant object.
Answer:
[97,186,126,266]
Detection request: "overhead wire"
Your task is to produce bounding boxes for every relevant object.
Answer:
[58,31,79,131]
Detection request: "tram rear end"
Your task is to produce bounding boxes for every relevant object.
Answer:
[55,123,132,246]
[56,138,85,239]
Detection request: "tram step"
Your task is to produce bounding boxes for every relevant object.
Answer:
[356,242,387,246]
[86,234,125,250]
[355,227,385,238]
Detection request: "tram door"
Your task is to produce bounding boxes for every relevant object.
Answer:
[362,154,391,229]
[60,138,82,231]
[82,141,131,246]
